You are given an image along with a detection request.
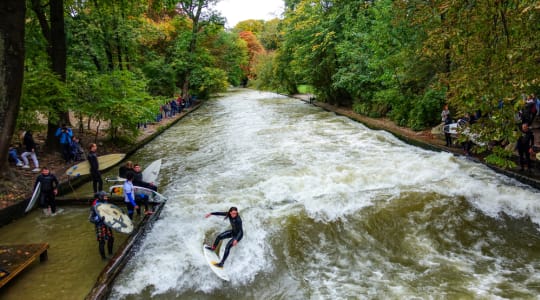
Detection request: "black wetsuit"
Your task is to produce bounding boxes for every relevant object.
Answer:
[88,151,102,193]
[132,171,157,214]
[517,128,534,170]
[35,173,59,213]
[210,212,243,265]
[89,199,114,259]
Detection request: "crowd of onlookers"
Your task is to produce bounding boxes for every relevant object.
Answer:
[138,95,195,129]
[441,93,540,171]
[8,94,197,170]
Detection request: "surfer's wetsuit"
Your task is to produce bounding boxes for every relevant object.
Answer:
[88,150,103,193]
[34,173,59,213]
[209,212,243,266]
[89,198,114,260]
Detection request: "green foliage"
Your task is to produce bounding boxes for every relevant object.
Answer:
[407,88,446,130]
[19,66,72,131]
[484,146,516,169]
[189,67,229,99]
[297,85,315,94]
[77,70,157,140]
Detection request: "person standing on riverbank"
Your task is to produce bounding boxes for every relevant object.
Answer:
[34,167,59,215]
[441,104,453,147]
[55,124,73,163]
[89,191,114,260]
[516,123,535,171]
[88,143,103,193]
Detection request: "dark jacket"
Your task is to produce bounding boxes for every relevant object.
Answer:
[517,129,534,151]
[23,131,36,152]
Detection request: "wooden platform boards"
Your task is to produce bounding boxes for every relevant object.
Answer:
[0,243,49,289]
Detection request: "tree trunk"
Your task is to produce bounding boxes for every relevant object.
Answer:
[31,0,69,152]
[0,0,25,179]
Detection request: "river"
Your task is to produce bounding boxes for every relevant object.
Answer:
[2,89,540,299]
[112,90,540,299]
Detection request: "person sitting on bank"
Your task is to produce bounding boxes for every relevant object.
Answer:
[89,191,114,260]
[8,144,23,167]
[21,130,40,172]
[70,136,85,162]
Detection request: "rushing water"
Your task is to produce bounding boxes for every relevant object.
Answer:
[104,90,540,299]
[2,89,540,299]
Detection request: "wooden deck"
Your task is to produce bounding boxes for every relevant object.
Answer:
[0,243,49,289]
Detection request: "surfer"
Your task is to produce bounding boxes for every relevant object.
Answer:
[88,143,103,193]
[123,172,138,219]
[205,207,243,268]
[118,161,134,178]
[89,191,114,260]
[33,167,59,215]
[131,163,157,215]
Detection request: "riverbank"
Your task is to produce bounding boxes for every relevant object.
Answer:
[292,94,540,190]
[0,102,201,226]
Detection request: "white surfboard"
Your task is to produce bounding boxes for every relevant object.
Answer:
[94,203,134,234]
[203,244,229,281]
[25,182,41,213]
[109,185,167,203]
[142,159,162,184]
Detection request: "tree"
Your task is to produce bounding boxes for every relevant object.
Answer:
[0,0,25,180]
[30,0,68,151]
[176,0,222,98]
[238,31,265,80]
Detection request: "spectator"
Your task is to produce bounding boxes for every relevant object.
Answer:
[8,144,23,167]
[21,130,40,172]
[441,104,452,147]
[70,136,85,162]
[516,123,534,171]
[55,124,73,163]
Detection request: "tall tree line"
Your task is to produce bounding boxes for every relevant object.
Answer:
[0,0,249,182]
[254,0,540,166]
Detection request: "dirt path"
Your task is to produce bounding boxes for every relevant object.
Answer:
[1,106,196,209]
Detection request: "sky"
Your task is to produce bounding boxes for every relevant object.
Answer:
[214,0,284,28]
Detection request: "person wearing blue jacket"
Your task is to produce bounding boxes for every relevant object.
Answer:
[123,172,138,219]
[55,124,73,163]
[205,207,243,268]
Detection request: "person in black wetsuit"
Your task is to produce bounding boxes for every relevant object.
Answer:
[516,123,535,171]
[118,161,134,178]
[205,206,243,268]
[34,167,59,215]
[89,191,114,260]
[132,163,157,215]
[87,143,103,193]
